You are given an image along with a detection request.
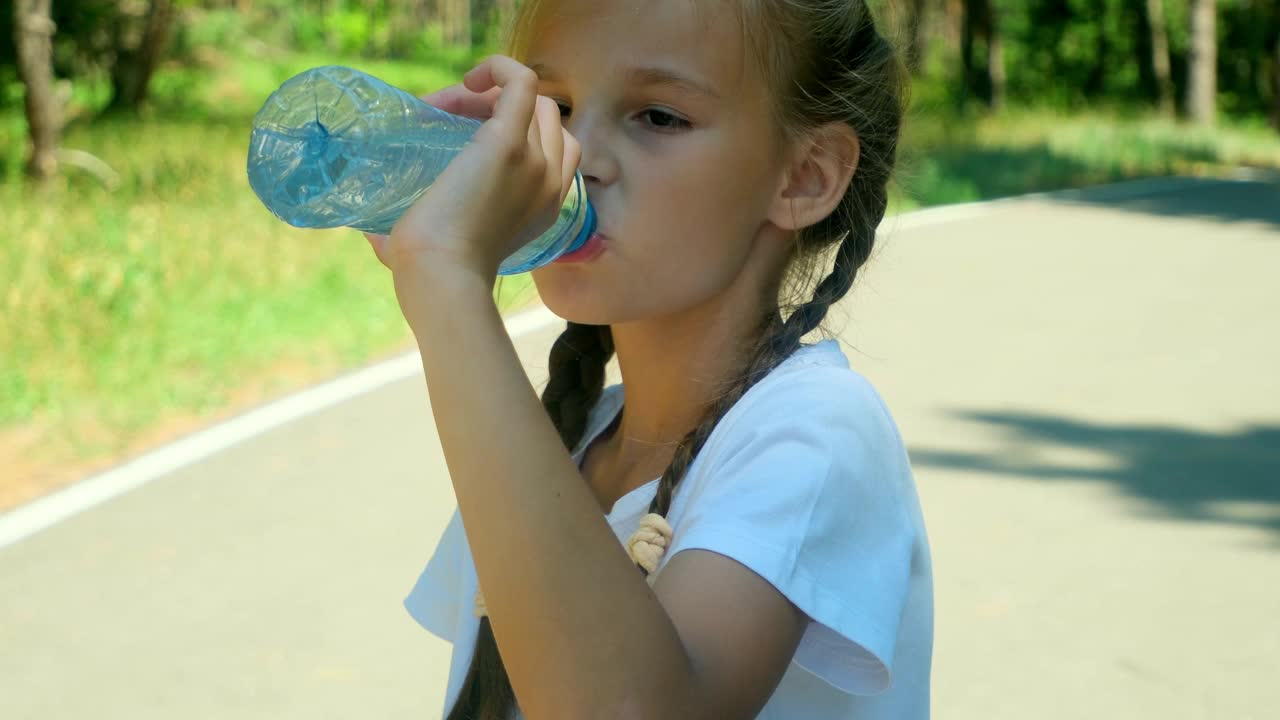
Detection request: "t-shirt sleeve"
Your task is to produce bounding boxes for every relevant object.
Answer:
[662,366,918,696]
[403,508,466,643]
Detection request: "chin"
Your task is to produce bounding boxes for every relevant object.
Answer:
[530,266,617,326]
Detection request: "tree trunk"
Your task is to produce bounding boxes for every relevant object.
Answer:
[442,0,471,49]
[906,0,928,72]
[960,0,1001,112]
[987,0,1005,112]
[943,0,962,54]
[13,0,58,181]
[960,0,977,106]
[1185,0,1217,126]
[1272,31,1280,132]
[106,0,175,114]
[1146,0,1175,116]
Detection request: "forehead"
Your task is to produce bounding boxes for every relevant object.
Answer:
[523,0,751,97]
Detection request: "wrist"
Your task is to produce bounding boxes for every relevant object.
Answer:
[391,255,497,341]
[414,260,496,307]
[406,233,502,282]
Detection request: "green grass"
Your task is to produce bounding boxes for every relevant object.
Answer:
[3,48,1280,480]
[892,107,1280,211]
[0,50,535,466]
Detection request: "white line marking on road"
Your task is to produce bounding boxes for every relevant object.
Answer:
[0,305,561,549]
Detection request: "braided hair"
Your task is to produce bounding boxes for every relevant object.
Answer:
[448,2,907,718]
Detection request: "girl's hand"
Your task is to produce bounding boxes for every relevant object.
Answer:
[365,56,582,327]
[362,81,499,266]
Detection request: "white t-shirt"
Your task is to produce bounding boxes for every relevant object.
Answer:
[404,339,933,719]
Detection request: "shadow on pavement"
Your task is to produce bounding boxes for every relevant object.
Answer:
[908,410,1280,545]
[1048,175,1280,229]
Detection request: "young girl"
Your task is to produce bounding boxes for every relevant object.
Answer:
[371,1,932,718]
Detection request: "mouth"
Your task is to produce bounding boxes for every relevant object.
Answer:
[553,232,608,264]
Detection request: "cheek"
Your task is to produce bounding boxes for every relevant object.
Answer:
[636,157,763,266]
[645,221,751,293]
[642,166,769,286]
[598,217,755,324]
[531,141,774,323]
[529,227,748,326]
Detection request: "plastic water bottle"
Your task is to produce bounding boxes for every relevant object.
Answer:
[246,65,596,275]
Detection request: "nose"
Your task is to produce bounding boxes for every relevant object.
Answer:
[566,110,618,188]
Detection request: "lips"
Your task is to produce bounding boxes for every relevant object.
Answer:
[554,232,607,263]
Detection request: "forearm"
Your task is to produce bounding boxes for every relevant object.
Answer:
[411,269,702,720]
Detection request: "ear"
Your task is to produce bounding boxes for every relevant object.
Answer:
[766,123,860,233]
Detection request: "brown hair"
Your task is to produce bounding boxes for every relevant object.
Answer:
[449,1,907,717]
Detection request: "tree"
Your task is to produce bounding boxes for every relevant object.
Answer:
[942,0,962,56]
[440,0,471,49]
[960,0,978,105]
[1273,30,1280,131]
[960,0,1004,112]
[13,0,58,181]
[467,0,511,48]
[987,0,1005,112]
[906,0,928,72]
[106,0,176,114]
[1145,0,1175,116]
[1185,0,1217,125]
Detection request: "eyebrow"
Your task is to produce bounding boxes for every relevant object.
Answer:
[529,63,721,100]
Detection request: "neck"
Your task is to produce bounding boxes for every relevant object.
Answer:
[609,292,770,458]
[593,222,793,480]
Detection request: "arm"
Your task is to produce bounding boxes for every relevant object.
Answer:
[411,268,808,720]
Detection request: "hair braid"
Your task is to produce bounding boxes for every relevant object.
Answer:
[541,322,616,451]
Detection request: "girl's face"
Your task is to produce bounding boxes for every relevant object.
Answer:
[526,0,792,326]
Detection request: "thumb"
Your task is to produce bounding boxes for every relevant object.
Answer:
[363,231,392,269]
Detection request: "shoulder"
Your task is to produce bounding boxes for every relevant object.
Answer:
[666,339,915,541]
[710,340,907,464]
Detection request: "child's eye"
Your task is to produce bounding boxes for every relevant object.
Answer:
[553,102,690,132]
[639,108,691,132]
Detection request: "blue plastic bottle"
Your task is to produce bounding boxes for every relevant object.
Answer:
[246,65,596,275]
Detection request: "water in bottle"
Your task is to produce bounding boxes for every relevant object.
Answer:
[246,65,596,275]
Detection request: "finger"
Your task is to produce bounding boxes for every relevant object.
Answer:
[419,84,502,120]
[527,94,543,154]
[560,130,582,205]
[534,94,565,189]
[463,56,538,134]
[363,231,391,269]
